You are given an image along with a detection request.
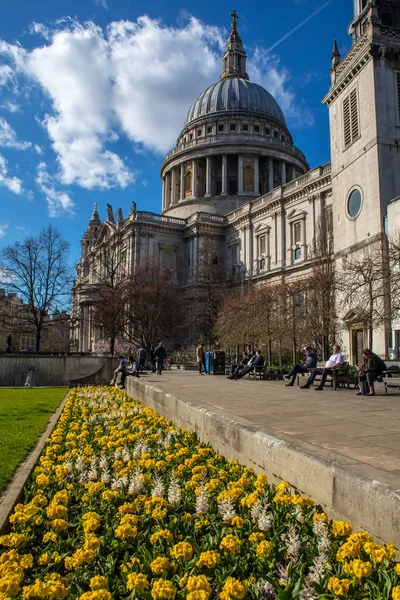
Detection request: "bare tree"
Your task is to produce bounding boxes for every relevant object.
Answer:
[193,236,227,346]
[123,262,180,350]
[86,228,130,355]
[339,245,387,349]
[0,226,71,352]
[305,226,339,360]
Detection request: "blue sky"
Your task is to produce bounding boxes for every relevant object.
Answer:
[0,0,353,263]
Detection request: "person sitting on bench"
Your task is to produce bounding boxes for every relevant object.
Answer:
[227,351,249,379]
[236,350,264,380]
[356,348,386,396]
[285,346,318,387]
[300,344,343,391]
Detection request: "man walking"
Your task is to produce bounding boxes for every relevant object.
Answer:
[196,343,206,375]
[137,346,146,373]
[300,343,343,391]
[154,342,167,375]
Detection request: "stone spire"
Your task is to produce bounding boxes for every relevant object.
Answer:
[220,11,249,80]
[89,202,101,223]
[331,39,341,70]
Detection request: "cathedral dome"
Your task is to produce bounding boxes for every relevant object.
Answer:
[184,78,286,129]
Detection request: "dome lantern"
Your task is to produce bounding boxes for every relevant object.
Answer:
[221,11,249,81]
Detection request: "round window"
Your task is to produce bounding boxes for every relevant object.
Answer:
[347,188,362,218]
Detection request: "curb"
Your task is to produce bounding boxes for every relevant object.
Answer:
[0,391,70,534]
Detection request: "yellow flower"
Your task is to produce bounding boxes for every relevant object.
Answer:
[256,541,273,560]
[231,516,245,529]
[350,559,373,579]
[364,543,390,564]
[331,521,352,537]
[255,474,268,490]
[187,591,209,600]
[50,519,69,531]
[395,564,400,576]
[312,512,328,524]
[248,533,265,543]
[151,579,177,600]
[327,577,352,598]
[0,572,21,596]
[392,587,400,600]
[37,554,51,566]
[90,576,108,590]
[46,505,68,520]
[170,542,194,561]
[127,573,149,592]
[115,524,137,540]
[43,532,57,543]
[150,557,171,575]
[220,535,241,555]
[221,577,246,600]
[150,529,173,545]
[35,474,50,487]
[187,575,212,596]
[336,541,361,562]
[118,503,135,514]
[197,551,220,569]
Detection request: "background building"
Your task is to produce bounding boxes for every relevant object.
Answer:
[72,1,400,361]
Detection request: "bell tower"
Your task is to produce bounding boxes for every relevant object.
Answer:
[323,0,400,355]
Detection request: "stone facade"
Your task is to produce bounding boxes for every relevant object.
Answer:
[72,1,400,361]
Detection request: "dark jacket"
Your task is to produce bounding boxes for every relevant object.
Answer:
[154,345,167,360]
[253,354,265,367]
[364,354,386,373]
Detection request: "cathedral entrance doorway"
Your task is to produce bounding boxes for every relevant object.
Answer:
[351,329,365,366]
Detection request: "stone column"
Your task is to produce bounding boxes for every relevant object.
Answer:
[221,154,227,196]
[281,161,286,186]
[302,216,307,261]
[238,155,244,195]
[291,165,296,181]
[253,156,259,196]
[180,163,185,201]
[192,160,198,199]
[205,156,212,197]
[162,177,166,210]
[171,168,176,205]
[165,172,171,207]
[268,158,274,192]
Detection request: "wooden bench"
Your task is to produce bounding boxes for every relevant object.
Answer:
[296,362,357,390]
[382,366,400,393]
[247,365,265,379]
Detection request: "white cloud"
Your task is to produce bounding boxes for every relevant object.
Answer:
[0,15,307,193]
[0,224,8,238]
[0,153,23,194]
[34,144,43,155]
[0,117,31,149]
[36,162,75,217]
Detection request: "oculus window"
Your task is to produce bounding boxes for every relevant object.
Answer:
[347,188,362,218]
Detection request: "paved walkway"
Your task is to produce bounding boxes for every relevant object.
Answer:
[139,369,400,490]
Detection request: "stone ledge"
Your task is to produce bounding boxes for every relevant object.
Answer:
[0,392,70,534]
[126,377,400,548]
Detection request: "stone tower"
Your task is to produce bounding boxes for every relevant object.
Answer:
[323,0,400,356]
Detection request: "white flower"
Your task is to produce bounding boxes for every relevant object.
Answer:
[151,474,165,498]
[257,508,272,532]
[128,470,144,496]
[195,485,209,515]
[167,474,181,506]
[122,447,131,463]
[88,466,98,481]
[76,455,86,473]
[101,469,111,484]
[99,456,109,471]
[250,500,263,523]
[285,524,301,563]
[64,459,73,475]
[218,498,236,524]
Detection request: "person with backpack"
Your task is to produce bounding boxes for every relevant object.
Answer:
[356,348,386,396]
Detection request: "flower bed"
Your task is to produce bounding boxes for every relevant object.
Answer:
[1,387,399,600]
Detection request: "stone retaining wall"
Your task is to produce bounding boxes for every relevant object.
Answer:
[126,376,400,548]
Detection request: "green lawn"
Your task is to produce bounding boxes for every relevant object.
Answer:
[0,388,67,493]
